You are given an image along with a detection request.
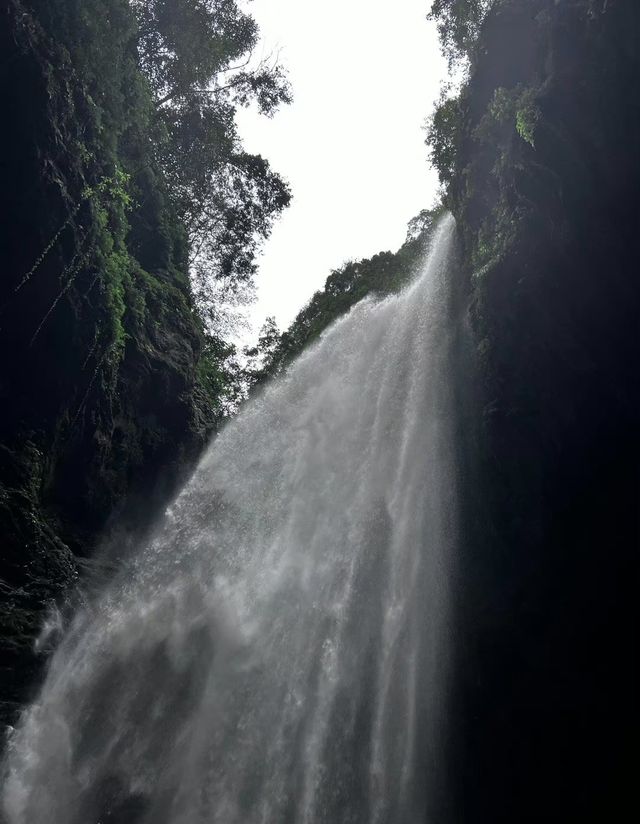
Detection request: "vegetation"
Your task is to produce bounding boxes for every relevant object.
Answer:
[426,93,463,189]
[247,206,446,385]
[131,0,292,323]
[0,0,290,723]
[1,9,638,820]
[12,0,291,393]
[428,0,495,64]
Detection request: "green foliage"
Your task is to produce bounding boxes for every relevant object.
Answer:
[243,316,281,386]
[428,0,495,64]
[472,86,517,147]
[473,85,541,149]
[197,335,246,417]
[488,86,515,122]
[470,203,521,282]
[1,0,292,723]
[406,207,444,240]
[515,88,541,147]
[132,0,258,104]
[89,168,133,209]
[131,0,292,317]
[10,0,291,418]
[426,94,463,186]
[252,207,445,384]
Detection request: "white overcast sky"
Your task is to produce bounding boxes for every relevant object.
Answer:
[235,0,446,337]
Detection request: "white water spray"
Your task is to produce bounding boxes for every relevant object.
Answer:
[3,216,458,824]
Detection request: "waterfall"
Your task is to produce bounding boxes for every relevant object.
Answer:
[2,216,459,824]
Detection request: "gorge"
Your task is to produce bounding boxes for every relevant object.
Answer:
[1,2,638,823]
[4,217,461,824]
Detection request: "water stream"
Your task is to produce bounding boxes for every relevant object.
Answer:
[3,216,459,824]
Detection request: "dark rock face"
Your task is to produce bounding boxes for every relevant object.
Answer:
[447,2,639,821]
[0,2,214,726]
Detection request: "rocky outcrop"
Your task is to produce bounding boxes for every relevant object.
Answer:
[445,2,639,821]
[0,1,216,726]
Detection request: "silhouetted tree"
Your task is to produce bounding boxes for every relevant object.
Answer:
[428,0,494,63]
[130,0,292,328]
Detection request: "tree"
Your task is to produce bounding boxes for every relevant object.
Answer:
[426,93,462,186]
[406,205,446,241]
[133,0,257,105]
[428,0,495,64]
[130,0,292,332]
[243,315,282,386]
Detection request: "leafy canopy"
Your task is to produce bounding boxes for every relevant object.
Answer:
[248,206,446,386]
[426,93,462,187]
[428,0,495,64]
[131,0,292,331]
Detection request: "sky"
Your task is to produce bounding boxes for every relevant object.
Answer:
[235,0,447,337]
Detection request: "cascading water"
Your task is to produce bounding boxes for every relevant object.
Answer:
[2,216,459,824]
